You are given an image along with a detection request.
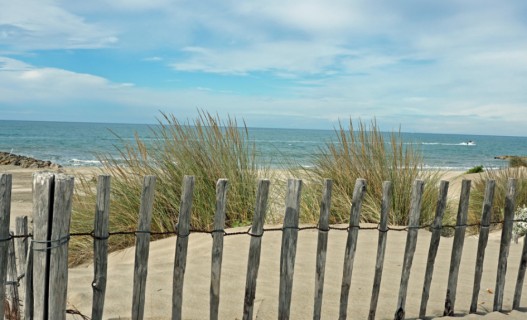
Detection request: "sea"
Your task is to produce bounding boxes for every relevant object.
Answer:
[1,120,526,171]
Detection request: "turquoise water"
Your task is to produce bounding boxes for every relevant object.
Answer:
[0,120,526,170]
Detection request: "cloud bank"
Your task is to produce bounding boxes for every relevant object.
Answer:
[0,0,526,135]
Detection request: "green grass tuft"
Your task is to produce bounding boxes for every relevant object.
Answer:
[466,165,484,174]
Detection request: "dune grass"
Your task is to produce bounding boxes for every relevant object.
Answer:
[70,111,272,265]
[295,119,448,226]
[70,114,454,265]
[468,167,527,228]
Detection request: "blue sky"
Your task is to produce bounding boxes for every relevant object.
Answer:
[1,1,526,136]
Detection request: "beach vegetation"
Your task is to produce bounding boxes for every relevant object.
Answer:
[509,156,527,168]
[466,165,484,174]
[513,205,527,243]
[469,167,527,229]
[71,111,272,265]
[295,119,447,226]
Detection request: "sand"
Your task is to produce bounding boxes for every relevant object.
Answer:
[1,166,526,319]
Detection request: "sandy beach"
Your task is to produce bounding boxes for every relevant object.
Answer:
[2,165,526,319]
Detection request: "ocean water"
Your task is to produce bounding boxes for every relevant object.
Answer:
[0,120,526,170]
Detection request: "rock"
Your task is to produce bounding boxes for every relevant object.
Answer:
[0,151,62,169]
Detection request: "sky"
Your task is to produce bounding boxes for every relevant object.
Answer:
[1,1,526,136]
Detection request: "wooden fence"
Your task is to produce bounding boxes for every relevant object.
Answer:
[0,172,526,319]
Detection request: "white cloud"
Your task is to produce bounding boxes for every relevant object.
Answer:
[0,0,118,50]
[143,56,163,62]
[0,57,32,70]
[102,0,173,11]
[172,42,352,75]
[1,1,527,135]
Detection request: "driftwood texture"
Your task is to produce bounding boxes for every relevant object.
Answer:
[394,179,424,320]
[0,173,12,319]
[243,180,270,320]
[131,176,156,320]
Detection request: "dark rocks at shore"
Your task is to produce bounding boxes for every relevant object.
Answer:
[0,151,62,169]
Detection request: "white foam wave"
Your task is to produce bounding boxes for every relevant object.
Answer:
[68,159,102,166]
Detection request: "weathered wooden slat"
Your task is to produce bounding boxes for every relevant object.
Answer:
[313,179,332,320]
[419,180,449,319]
[394,179,424,320]
[0,173,12,320]
[513,222,527,309]
[493,178,517,311]
[470,180,495,313]
[48,174,75,320]
[15,216,29,318]
[444,179,471,316]
[24,239,34,320]
[32,172,55,320]
[131,176,157,320]
[278,179,303,320]
[368,181,392,320]
[92,175,111,320]
[210,179,229,320]
[171,175,195,320]
[7,233,20,320]
[339,178,367,320]
[15,216,29,282]
[242,179,270,320]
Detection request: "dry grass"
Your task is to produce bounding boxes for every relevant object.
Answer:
[468,167,527,228]
[70,111,272,265]
[294,119,449,226]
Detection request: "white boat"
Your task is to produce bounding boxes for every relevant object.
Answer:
[460,140,476,146]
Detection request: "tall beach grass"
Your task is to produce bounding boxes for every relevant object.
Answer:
[71,111,272,265]
[469,167,527,228]
[70,114,453,265]
[295,119,447,226]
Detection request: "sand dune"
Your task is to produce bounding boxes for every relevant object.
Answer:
[66,224,526,319]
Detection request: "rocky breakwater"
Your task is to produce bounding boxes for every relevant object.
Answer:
[0,151,62,169]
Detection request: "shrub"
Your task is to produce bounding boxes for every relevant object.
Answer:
[466,165,484,174]
[295,119,446,226]
[509,156,527,168]
[71,111,272,265]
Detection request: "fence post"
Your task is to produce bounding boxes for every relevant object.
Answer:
[419,180,449,318]
[24,239,34,320]
[0,173,12,320]
[339,178,367,320]
[15,216,29,319]
[48,174,74,320]
[394,179,424,320]
[369,181,393,320]
[513,220,527,309]
[15,216,29,282]
[444,179,471,316]
[278,179,302,320]
[171,175,194,320]
[470,180,495,313]
[7,233,20,319]
[313,179,332,320]
[131,175,157,320]
[493,178,517,311]
[210,179,229,320]
[92,175,111,320]
[32,172,55,320]
[242,179,270,320]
